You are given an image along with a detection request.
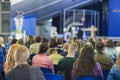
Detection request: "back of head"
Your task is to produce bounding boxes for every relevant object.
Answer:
[88,37,95,49]
[106,39,114,47]
[39,42,48,53]
[68,37,75,43]
[14,45,29,67]
[63,42,70,51]
[27,35,34,44]
[49,48,57,55]
[75,39,83,52]
[16,39,24,45]
[30,39,35,45]
[35,36,41,43]
[11,39,17,45]
[49,38,57,48]
[41,37,48,43]
[57,38,63,45]
[0,36,4,45]
[68,43,78,53]
[81,44,94,58]
[8,36,13,42]
[116,41,120,47]
[116,52,120,70]
[96,41,104,54]
[5,44,21,73]
[74,44,96,77]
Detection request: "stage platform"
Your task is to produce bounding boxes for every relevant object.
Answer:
[96,36,120,42]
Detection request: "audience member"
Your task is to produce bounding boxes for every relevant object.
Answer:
[105,39,118,60]
[116,41,120,53]
[49,48,63,65]
[74,39,83,58]
[6,45,45,80]
[5,36,12,52]
[16,39,24,45]
[56,38,64,54]
[58,43,77,80]
[107,52,120,80]
[72,44,103,79]
[32,42,54,73]
[60,42,70,57]
[25,35,34,48]
[102,36,107,46]
[0,36,6,56]
[95,41,114,70]
[11,39,17,45]
[5,44,21,73]
[29,36,41,54]
[88,37,95,50]
[47,38,57,56]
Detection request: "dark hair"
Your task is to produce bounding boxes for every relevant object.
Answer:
[96,41,104,54]
[57,38,63,45]
[41,37,48,43]
[11,39,17,45]
[30,39,35,45]
[49,38,57,48]
[75,39,83,52]
[35,36,41,43]
[88,37,95,50]
[27,35,34,44]
[106,39,114,47]
[39,42,48,53]
[73,44,96,77]
[16,39,24,45]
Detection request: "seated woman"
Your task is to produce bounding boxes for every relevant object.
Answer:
[5,44,21,73]
[32,42,54,73]
[107,52,120,80]
[6,45,45,80]
[72,44,103,79]
[105,39,118,60]
[95,41,114,70]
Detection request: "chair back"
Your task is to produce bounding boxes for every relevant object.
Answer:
[40,68,52,73]
[54,64,58,74]
[44,73,64,80]
[75,76,102,80]
[0,64,3,75]
[102,70,110,80]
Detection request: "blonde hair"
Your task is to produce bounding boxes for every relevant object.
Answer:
[0,36,4,45]
[5,44,21,73]
[14,45,29,67]
[116,52,120,70]
[63,42,70,51]
[49,48,57,55]
[75,39,83,52]
[68,43,78,53]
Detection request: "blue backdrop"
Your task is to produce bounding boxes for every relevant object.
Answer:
[11,16,36,36]
[109,0,120,36]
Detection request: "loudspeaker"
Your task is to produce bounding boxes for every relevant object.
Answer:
[0,1,10,33]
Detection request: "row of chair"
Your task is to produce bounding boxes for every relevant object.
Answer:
[44,73,103,80]
[41,67,110,80]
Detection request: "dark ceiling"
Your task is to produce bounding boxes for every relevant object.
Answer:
[11,0,100,20]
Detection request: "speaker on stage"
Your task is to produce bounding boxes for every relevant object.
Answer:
[0,1,10,33]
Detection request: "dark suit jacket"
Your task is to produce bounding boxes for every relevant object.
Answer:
[6,64,46,80]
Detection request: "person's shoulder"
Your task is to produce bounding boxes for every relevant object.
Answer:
[6,68,16,76]
[61,57,76,62]
[29,65,40,71]
[58,57,66,62]
[96,62,101,66]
